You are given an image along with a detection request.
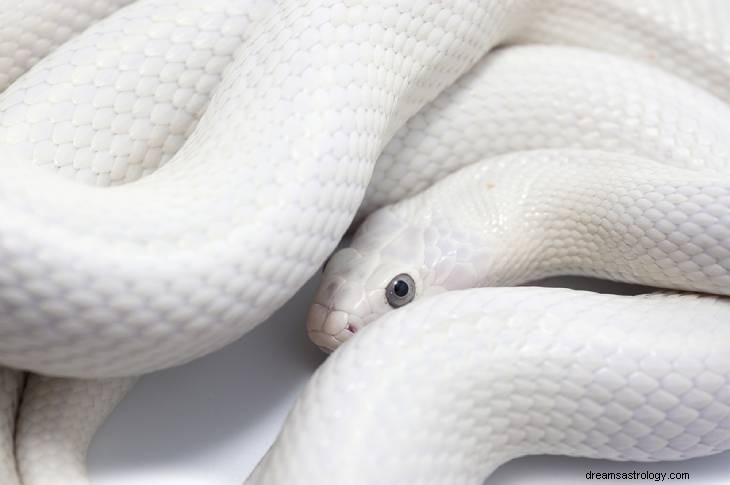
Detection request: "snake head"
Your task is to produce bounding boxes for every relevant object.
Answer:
[307,206,487,353]
[307,209,424,352]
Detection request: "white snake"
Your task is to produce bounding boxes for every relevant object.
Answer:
[0,0,729,484]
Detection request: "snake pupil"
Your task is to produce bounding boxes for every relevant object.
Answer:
[393,280,409,297]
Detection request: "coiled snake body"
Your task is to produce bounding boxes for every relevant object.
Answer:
[0,0,729,483]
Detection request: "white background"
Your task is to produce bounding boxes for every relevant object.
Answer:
[88,276,730,484]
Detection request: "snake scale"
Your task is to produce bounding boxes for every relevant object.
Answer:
[0,1,728,484]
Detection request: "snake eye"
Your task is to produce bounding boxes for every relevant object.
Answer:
[385,273,415,308]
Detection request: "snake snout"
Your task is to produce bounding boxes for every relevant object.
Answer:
[307,303,361,352]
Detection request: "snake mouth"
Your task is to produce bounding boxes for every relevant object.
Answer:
[307,303,361,352]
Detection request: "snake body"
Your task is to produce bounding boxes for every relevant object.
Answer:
[0,0,728,483]
[363,44,730,217]
[256,288,730,484]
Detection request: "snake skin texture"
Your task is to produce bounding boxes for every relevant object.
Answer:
[363,45,730,216]
[15,376,134,485]
[0,0,275,186]
[519,0,730,104]
[0,0,729,483]
[254,288,730,484]
[0,0,134,91]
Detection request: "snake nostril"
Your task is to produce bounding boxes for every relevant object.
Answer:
[346,324,358,334]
